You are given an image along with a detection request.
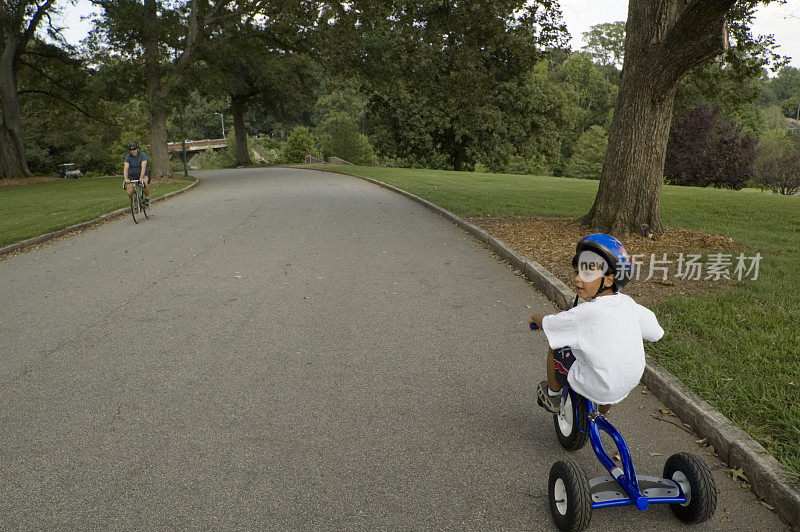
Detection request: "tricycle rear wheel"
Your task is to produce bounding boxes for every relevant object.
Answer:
[548,459,592,532]
[663,452,717,524]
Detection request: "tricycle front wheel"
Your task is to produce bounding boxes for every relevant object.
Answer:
[554,391,588,451]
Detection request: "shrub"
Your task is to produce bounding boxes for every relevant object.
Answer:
[665,104,758,190]
[194,147,235,169]
[755,130,800,195]
[564,125,608,179]
[316,112,361,163]
[283,126,316,163]
[356,134,378,166]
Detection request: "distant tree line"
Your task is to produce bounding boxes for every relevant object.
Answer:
[2,1,798,220]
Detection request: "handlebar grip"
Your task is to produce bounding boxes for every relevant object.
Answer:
[530,322,539,330]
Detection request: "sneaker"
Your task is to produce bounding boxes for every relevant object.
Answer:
[537,380,561,413]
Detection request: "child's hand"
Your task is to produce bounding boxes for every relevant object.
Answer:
[529,313,545,331]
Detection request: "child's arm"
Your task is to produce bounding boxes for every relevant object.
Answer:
[637,305,665,342]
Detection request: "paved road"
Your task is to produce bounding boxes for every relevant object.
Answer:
[0,168,786,530]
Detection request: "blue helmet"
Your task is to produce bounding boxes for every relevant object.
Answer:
[572,234,633,291]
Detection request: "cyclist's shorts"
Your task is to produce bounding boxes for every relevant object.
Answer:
[553,347,576,387]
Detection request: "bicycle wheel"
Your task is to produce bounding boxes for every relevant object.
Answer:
[131,186,142,223]
[140,189,149,219]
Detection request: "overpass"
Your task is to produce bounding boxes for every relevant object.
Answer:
[167,138,227,153]
[167,138,227,166]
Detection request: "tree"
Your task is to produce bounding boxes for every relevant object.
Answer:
[91,0,249,178]
[771,66,800,102]
[0,0,67,178]
[565,125,608,180]
[19,42,132,175]
[556,52,617,134]
[196,2,320,166]
[581,21,625,69]
[665,104,757,190]
[755,130,800,195]
[581,0,782,236]
[324,0,568,171]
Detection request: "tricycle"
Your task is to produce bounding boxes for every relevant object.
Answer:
[538,376,717,530]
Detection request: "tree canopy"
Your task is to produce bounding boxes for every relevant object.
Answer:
[1,0,794,197]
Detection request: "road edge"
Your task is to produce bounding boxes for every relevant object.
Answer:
[314,166,800,529]
[0,178,199,258]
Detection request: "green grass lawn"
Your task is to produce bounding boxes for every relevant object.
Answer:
[324,165,800,479]
[0,177,192,248]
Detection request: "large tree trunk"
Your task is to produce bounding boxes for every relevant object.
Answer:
[453,146,463,171]
[581,73,676,236]
[581,0,735,236]
[0,34,30,179]
[142,0,172,179]
[147,101,171,179]
[231,96,251,166]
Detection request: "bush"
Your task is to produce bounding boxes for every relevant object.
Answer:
[665,104,758,190]
[382,152,451,170]
[194,147,235,170]
[755,130,800,195]
[317,112,361,163]
[356,134,378,166]
[283,126,316,163]
[564,125,608,179]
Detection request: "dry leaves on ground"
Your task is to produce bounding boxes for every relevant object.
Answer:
[467,216,743,306]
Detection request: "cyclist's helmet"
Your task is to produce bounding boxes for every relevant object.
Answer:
[128,141,139,150]
[571,233,633,293]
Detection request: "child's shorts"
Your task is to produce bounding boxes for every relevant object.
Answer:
[553,347,576,387]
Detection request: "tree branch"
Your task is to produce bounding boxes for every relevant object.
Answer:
[18,89,119,125]
[20,0,57,57]
[650,0,736,100]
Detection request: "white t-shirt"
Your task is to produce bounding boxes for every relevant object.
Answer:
[542,293,664,405]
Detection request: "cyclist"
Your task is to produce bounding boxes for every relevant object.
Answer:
[124,141,150,205]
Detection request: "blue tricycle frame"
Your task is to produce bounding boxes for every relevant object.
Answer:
[542,382,717,531]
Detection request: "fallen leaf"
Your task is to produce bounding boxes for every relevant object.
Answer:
[695,438,707,445]
[729,468,748,483]
[760,396,768,404]
[761,501,775,511]
[613,452,621,461]
[525,304,532,309]
[659,408,675,416]
[649,452,663,457]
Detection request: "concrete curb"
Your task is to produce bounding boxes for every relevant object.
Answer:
[0,179,199,258]
[318,167,800,529]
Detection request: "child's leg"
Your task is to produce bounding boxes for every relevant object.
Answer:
[546,348,562,392]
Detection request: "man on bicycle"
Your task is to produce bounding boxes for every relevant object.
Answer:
[124,141,150,205]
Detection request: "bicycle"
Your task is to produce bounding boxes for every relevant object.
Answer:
[124,178,149,223]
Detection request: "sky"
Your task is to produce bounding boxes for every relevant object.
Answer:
[57,0,799,69]
[557,0,800,70]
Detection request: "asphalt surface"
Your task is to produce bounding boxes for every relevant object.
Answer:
[0,167,787,530]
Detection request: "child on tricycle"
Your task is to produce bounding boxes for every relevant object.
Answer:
[528,234,717,531]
